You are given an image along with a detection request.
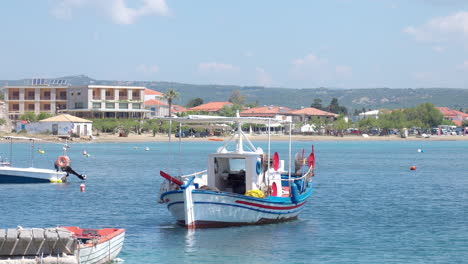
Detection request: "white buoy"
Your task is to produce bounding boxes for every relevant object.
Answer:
[417,149,421,152]
[145,147,150,151]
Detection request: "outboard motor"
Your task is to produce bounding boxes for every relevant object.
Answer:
[54,156,87,181]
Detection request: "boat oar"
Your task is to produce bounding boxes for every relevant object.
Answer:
[160,171,183,186]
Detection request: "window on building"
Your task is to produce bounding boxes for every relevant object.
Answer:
[106,103,115,109]
[12,104,19,111]
[43,104,51,110]
[28,104,35,110]
[132,103,140,109]
[57,104,67,109]
[59,92,67,99]
[119,103,128,109]
[74,102,84,109]
[132,91,139,97]
[105,91,111,96]
[92,102,101,109]
[44,91,50,97]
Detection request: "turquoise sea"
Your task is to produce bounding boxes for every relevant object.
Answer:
[0,140,466,264]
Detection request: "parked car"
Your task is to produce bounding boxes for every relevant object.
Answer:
[349,129,361,135]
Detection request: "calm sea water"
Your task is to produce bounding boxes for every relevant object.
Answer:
[0,140,466,264]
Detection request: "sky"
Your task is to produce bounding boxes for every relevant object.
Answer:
[1,0,468,89]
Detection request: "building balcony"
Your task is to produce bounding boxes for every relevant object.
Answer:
[8,96,19,100]
[93,96,101,100]
[24,96,35,100]
[40,96,51,100]
[56,96,67,100]
[105,96,115,100]
[119,96,128,100]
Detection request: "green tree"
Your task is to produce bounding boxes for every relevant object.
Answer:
[327,98,347,115]
[163,89,180,117]
[20,112,37,122]
[333,116,349,136]
[462,120,468,127]
[228,90,245,105]
[186,98,204,108]
[219,104,244,117]
[311,98,323,110]
[358,117,379,133]
[37,112,53,120]
[0,118,6,126]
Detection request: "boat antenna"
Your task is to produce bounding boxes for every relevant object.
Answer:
[178,122,182,176]
[267,119,271,173]
[288,120,292,188]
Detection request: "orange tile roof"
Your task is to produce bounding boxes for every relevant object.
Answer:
[145,99,168,106]
[145,88,163,96]
[287,107,338,117]
[436,107,468,118]
[172,105,187,113]
[188,101,233,112]
[240,106,291,117]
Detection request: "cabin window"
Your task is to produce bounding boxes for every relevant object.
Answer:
[229,158,245,172]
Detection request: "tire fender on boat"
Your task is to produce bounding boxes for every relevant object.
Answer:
[255,159,262,175]
[56,156,70,168]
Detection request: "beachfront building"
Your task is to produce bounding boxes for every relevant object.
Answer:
[144,88,164,101]
[436,107,468,126]
[187,101,233,113]
[286,107,337,122]
[3,79,69,120]
[240,106,292,121]
[64,85,148,119]
[15,114,92,137]
[145,99,169,117]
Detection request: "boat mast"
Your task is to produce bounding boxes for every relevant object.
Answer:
[30,139,35,168]
[9,137,13,165]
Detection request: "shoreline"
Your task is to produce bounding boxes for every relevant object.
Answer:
[2,133,466,143]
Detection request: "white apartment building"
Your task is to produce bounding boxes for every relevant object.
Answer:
[3,80,149,120]
[65,85,148,118]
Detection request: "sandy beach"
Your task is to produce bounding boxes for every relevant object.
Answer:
[93,133,468,142]
[2,132,467,143]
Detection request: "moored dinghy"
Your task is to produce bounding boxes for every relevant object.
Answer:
[0,227,125,264]
[159,114,316,228]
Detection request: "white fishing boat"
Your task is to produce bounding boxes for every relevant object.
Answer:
[0,226,125,264]
[159,114,315,228]
[0,136,86,184]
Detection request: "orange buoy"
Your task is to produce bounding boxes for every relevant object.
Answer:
[410,166,416,171]
[80,183,85,192]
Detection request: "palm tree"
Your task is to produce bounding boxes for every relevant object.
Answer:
[163,89,180,117]
[163,89,180,139]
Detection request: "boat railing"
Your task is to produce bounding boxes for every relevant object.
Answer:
[280,166,314,182]
[180,170,207,179]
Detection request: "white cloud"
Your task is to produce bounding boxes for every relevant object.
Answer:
[51,0,169,24]
[293,53,328,67]
[457,60,468,71]
[404,11,468,42]
[137,64,159,74]
[432,46,445,52]
[335,65,352,76]
[255,67,273,87]
[198,62,239,73]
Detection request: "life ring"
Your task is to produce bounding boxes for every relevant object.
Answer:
[256,159,262,175]
[56,156,70,168]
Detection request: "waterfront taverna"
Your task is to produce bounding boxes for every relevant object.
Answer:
[16,114,92,136]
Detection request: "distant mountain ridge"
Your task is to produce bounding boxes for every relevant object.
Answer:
[1,75,467,111]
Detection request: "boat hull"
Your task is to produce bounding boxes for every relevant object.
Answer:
[0,167,66,184]
[77,231,125,264]
[161,183,312,228]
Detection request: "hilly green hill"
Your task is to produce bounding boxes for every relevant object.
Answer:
[1,75,467,111]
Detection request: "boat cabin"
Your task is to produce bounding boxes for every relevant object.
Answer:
[207,151,263,194]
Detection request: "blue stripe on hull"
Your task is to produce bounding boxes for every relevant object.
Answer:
[167,201,306,215]
[0,174,51,184]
